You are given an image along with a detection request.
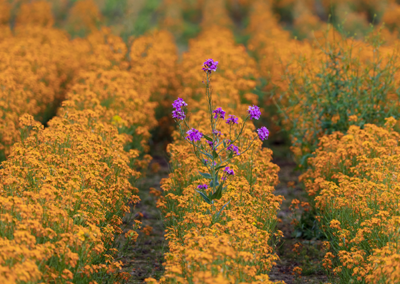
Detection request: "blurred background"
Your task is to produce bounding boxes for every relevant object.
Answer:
[2,0,400,45]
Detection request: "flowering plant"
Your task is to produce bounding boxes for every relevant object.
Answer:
[172,58,269,205]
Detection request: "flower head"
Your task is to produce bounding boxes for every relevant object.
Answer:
[248,105,261,120]
[202,58,219,73]
[197,184,208,190]
[172,98,187,109]
[186,128,203,142]
[257,126,269,141]
[172,109,185,120]
[172,98,187,121]
[223,166,235,176]
[227,144,240,155]
[226,115,238,125]
[213,107,226,120]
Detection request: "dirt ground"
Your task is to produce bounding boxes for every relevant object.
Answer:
[269,158,330,284]
[116,155,169,283]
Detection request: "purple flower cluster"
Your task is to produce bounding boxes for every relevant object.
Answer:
[197,184,208,190]
[248,105,261,120]
[207,140,214,149]
[223,166,235,176]
[213,107,226,120]
[202,58,219,73]
[257,126,269,141]
[172,98,187,109]
[172,98,188,120]
[227,144,240,155]
[226,115,238,125]
[186,128,203,142]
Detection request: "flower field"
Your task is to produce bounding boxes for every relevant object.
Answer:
[1,0,400,283]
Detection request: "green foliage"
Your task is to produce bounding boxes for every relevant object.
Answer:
[279,29,400,166]
[293,209,325,240]
[131,0,160,36]
[272,1,294,24]
[181,22,201,41]
[116,0,160,42]
[101,0,127,20]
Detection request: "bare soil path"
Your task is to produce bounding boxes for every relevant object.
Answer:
[268,147,330,284]
[116,155,169,283]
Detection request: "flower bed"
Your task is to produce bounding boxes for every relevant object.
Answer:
[146,23,284,283]
[300,118,400,283]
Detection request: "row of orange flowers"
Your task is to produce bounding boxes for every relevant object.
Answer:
[247,0,400,162]
[0,4,179,282]
[300,118,400,283]
[0,110,139,283]
[61,26,178,163]
[254,0,400,38]
[246,1,400,283]
[146,1,284,283]
[250,2,400,283]
[0,3,83,160]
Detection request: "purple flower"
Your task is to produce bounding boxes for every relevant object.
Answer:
[213,107,226,120]
[221,176,227,182]
[202,58,219,73]
[223,166,235,176]
[197,184,208,190]
[186,128,203,142]
[172,98,187,109]
[172,98,187,121]
[172,109,185,120]
[207,140,214,149]
[248,105,261,120]
[257,126,269,141]
[226,115,238,125]
[227,144,240,156]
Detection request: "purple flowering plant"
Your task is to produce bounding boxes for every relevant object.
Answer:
[172,58,269,206]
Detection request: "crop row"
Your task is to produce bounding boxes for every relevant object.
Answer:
[0,19,82,160]
[247,1,400,283]
[301,119,400,283]
[146,1,284,283]
[0,7,178,282]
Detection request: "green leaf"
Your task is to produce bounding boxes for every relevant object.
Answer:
[210,183,223,200]
[200,151,213,159]
[293,229,302,238]
[215,200,230,220]
[215,164,227,171]
[196,190,212,204]
[198,171,212,179]
[203,134,213,142]
[300,153,312,168]
[212,150,218,159]
[210,179,220,187]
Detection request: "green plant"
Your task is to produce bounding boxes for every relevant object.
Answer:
[278,26,400,166]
